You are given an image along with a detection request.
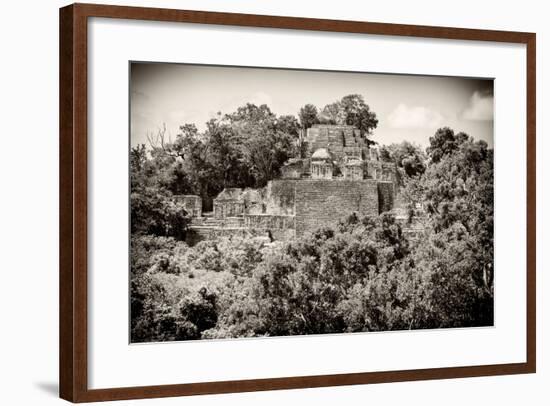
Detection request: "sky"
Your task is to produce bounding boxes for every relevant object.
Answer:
[130,62,494,149]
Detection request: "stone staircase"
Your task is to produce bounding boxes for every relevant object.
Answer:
[191,215,245,229]
[202,217,221,227]
[222,217,245,228]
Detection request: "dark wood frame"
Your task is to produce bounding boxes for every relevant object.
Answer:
[60,3,536,402]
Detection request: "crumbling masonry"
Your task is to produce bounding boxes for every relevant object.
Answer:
[179,124,407,244]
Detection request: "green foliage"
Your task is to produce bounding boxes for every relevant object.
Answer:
[130,235,270,342]
[411,224,494,328]
[139,104,299,204]
[401,127,494,326]
[205,215,415,337]
[422,130,493,236]
[320,101,346,125]
[131,272,220,342]
[340,94,379,136]
[131,180,493,341]
[298,104,320,129]
[276,115,301,137]
[386,141,427,178]
[226,104,298,187]
[130,185,190,240]
[315,95,379,136]
[130,234,188,276]
[426,127,470,163]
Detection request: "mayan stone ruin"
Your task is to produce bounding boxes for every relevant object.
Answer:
[179,124,410,244]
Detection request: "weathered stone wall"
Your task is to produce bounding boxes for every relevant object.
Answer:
[294,180,379,235]
[343,146,363,158]
[367,161,398,183]
[306,125,368,161]
[311,161,333,179]
[265,180,297,215]
[377,181,394,214]
[344,163,363,180]
[244,214,296,241]
[244,214,295,230]
[242,188,265,214]
[213,201,244,219]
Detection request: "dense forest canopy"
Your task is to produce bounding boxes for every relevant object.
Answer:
[130,95,494,342]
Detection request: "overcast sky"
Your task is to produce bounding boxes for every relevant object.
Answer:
[130,62,494,149]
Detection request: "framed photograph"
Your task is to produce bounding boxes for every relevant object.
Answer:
[59,3,536,402]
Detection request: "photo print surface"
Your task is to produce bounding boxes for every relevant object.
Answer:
[130,62,494,343]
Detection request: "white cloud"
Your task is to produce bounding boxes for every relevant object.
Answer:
[462,91,494,121]
[387,104,444,129]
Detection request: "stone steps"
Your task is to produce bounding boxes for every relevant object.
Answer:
[203,219,221,226]
[223,217,245,227]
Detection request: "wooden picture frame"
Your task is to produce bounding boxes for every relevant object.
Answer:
[59,3,536,402]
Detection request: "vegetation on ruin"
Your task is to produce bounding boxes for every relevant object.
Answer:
[131,94,380,213]
[130,109,494,341]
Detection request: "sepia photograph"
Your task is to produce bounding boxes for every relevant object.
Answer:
[129,62,494,343]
